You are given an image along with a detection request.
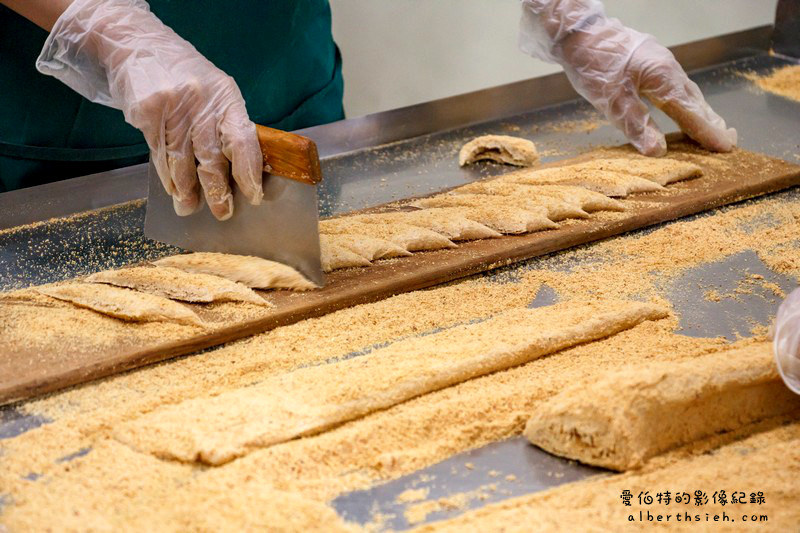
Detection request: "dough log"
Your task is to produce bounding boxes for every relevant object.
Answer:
[524,342,800,471]
[115,299,668,465]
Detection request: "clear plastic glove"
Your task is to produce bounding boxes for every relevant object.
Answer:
[773,287,800,394]
[519,0,737,157]
[36,0,263,220]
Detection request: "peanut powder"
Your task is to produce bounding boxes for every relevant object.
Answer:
[3,182,800,529]
[747,64,800,102]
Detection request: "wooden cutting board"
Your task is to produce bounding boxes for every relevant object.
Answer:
[2,137,799,406]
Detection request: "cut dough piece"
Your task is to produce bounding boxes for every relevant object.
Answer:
[428,190,587,222]
[503,167,664,197]
[408,199,557,235]
[321,233,410,260]
[524,342,800,471]
[508,184,625,212]
[36,283,203,327]
[319,219,456,252]
[154,253,317,291]
[459,135,539,167]
[570,157,703,186]
[453,181,624,214]
[450,182,588,220]
[359,209,501,241]
[86,265,269,306]
[319,236,372,272]
[116,299,668,465]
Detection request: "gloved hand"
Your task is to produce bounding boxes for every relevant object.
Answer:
[773,288,800,394]
[519,0,737,157]
[36,0,263,220]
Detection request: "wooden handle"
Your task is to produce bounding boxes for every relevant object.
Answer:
[256,124,322,185]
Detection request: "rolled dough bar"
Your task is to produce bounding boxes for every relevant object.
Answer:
[569,157,703,186]
[319,219,456,252]
[153,253,317,291]
[36,283,204,327]
[319,237,372,272]
[86,265,269,306]
[356,209,501,241]
[115,299,668,465]
[458,135,539,167]
[417,192,587,222]
[524,342,800,471]
[501,167,664,197]
[319,232,410,260]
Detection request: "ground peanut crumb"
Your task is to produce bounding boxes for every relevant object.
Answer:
[747,64,800,102]
[4,180,800,530]
[396,488,430,504]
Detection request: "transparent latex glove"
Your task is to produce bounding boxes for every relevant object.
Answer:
[519,0,737,157]
[773,287,800,394]
[37,0,263,220]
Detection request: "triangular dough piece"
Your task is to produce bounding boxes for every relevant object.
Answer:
[319,219,456,252]
[430,189,588,222]
[569,157,702,186]
[321,233,410,260]
[408,200,557,235]
[154,253,317,291]
[86,266,269,306]
[357,209,501,241]
[506,184,625,212]
[36,283,203,326]
[459,135,539,167]
[503,167,664,197]
[319,237,372,272]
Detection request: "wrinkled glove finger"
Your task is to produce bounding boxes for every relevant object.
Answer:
[141,119,175,199]
[165,114,202,216]
[192,119,234,221]
[587,78,667,157]
[639,58,737,153]
[129,91,187,205]
[220,101,263,205]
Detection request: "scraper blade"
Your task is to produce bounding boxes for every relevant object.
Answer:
[143,157,324,287]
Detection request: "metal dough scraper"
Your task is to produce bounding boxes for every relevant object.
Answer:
[144,125,325,286]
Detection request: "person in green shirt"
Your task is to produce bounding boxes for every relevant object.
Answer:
[0,0,343,219]
[0,0,736,221]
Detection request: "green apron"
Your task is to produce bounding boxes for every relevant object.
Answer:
[0,1,344,192]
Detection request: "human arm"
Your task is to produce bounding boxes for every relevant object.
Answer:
[2,0,262,220]
[0,0,72,30]
[518,0,737,157]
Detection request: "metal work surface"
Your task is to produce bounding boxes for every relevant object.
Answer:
[333,437,604,530]
[1,26,800,528]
